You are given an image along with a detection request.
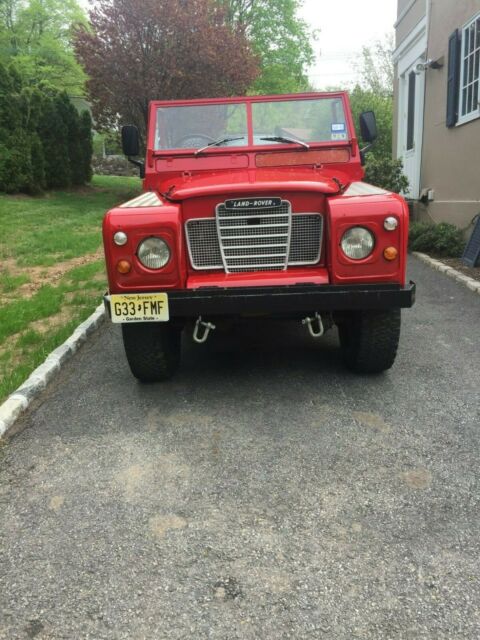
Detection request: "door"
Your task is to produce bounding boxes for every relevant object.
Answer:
[399,59,425,199]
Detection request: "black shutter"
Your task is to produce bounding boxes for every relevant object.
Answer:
[407,71,416,150]
[446,29,461,127]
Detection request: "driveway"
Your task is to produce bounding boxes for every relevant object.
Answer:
[1,256,479,639]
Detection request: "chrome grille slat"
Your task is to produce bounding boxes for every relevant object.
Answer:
[221,227,289,237]
[217,213,289,220]
[223,242,288,249]
[224,252,288,258]
[218,221,290,229]
[217,200,292,273]
[185,208,323,272]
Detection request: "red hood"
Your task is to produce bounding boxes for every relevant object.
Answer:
[159,167,351,200]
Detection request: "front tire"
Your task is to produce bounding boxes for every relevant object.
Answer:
[338,309,401,374]
[121,322,181,382]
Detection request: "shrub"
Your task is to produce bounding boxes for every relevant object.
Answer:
[0,63,93,194]
[364,155,409,194]
[409,222,466,258]
[41,94,72,189]
[79,111,93,184]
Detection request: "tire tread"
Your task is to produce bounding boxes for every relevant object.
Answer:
[339,309,401,374]
[121,323,181,382]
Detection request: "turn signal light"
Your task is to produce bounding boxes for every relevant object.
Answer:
[117,260,132,274]
[383,247,398,261]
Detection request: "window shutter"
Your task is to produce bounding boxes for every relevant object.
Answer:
[446,29,461,127]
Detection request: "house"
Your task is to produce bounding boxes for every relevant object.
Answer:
[393,0,480,228]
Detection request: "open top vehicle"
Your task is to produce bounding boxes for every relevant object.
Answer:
[102,92,415,381]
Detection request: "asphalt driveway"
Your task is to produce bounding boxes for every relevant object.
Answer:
[1,256,479,639]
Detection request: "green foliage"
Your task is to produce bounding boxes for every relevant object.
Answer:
[354,35,394,97]
[222,0,315,94]
[349,85,393,161]
[409,222,466,258]
[349,85,408,193]
[79,111,93,184]
[0,0,87,93]
[40,94,71,188]
[332,37,409,194]
[92,130,122,159]
[364,156,409,195]
[0,63,93,193]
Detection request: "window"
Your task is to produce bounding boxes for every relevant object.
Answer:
[459,13,480,124]
[407,71,416,150]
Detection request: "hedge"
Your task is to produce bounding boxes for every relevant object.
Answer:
[0,63,93,194]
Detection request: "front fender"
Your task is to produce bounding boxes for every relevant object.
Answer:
[102,202,187,293]
[326,187,409,285]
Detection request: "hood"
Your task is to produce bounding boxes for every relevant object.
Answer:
[159,167,351,201]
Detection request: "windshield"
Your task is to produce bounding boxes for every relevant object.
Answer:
[252,98,347,144]
[153,97,348,151]
[154,104,248,150]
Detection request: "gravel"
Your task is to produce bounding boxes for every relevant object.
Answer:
[1,256,479,639]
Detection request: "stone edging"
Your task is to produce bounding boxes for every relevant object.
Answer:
[412,252,480,295]
[0,304,105,439]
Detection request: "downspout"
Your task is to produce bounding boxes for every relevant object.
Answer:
[418,0,433,206]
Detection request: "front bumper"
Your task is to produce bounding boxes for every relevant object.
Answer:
[104,282,416,318]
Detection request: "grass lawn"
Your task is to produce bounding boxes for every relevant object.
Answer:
[0,175,141,402]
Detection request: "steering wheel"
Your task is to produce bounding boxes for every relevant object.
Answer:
[174,133,217,149]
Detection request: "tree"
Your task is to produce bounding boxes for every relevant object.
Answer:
[221,0,315,94]
[74,0,259,137]
[39,93,71,188]
[348,35,408,194]
[349,86,393,161]
[0,63,36,193]
[355,34,394,97]
[79,110,93,184]
[0,62,92,193]
[0,0,87,93]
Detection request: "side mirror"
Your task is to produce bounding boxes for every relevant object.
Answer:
[121,125,145,178]
[121,125,140,157]
[359,111,378,143]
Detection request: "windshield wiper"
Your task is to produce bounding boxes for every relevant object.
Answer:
[195,137,245,155]
[260,136,310,150]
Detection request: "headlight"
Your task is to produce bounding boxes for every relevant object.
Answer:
[137,237,170,269]
[341,227,375,260]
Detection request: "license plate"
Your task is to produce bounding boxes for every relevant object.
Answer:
[110,293,169,323]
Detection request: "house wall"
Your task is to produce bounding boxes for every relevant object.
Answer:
[393,1,428,200]
[393,1,426,158]
[419,0,480,227]
[395,0,427,48]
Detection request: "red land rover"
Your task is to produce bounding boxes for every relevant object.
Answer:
[102,92,415,381]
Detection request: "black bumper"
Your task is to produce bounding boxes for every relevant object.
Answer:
[105,282,416,318]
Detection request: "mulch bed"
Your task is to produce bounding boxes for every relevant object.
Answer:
[440,258,480,283]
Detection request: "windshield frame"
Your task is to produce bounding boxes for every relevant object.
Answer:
[148,92,354,156]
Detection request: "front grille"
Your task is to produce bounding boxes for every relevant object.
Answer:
[217,200,291,272]
[185,219,222,269]
[185,204,322,273]
[289,214,322,264]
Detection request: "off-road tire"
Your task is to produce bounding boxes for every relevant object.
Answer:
[338,309,401,374]
[121,323,181,382]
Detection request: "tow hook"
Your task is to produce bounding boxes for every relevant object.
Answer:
[193,316,216,344]
[302,312,324,338]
